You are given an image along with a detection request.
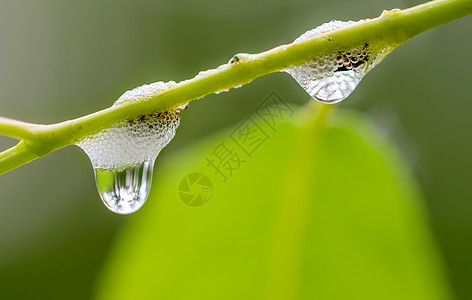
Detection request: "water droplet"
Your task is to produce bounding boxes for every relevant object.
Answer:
[95,160,154,215]
[77,81,186,214]
[305,70,363,103]
[285,20,393,104]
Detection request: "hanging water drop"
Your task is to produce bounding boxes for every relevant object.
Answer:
[96,160,154,214]
[77,81,187,214]
[305,69,362,103]
[285,20,394,104]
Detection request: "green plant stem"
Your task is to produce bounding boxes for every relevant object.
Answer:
[0,117,39,140]
[0,0,471,175]
[0,141,39,173]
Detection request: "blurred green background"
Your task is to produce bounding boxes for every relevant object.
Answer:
[0,0,471,299]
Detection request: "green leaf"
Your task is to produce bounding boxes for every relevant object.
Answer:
[94,105,452,300]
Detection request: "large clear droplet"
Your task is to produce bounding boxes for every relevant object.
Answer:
[77,81,187,214]
[303,70,362,103]
[95,160,154,215]
[285,20,393,104]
